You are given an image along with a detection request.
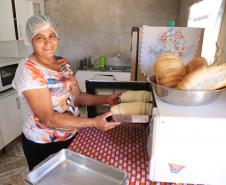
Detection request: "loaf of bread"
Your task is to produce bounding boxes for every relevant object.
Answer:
[153,53,186,87]
[111,102,152,115]
[157,72,185,88]
[186,57,208,73]
[120,90,152,102]
[177,63,226,90]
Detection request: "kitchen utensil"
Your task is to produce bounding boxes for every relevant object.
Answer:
[148,75,225,106]
[25,149,129,185]
[107,115,150,123]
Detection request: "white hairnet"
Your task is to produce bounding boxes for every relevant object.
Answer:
[25,14,58,46]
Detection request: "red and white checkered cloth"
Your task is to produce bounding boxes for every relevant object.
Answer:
[69,124,193,185]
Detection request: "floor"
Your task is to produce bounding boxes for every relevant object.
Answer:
[0,136,29,185]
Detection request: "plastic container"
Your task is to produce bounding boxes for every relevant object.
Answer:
[99,55,107,69]
[167,20,175,27]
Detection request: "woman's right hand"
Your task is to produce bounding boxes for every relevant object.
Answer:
[92,112,120,131]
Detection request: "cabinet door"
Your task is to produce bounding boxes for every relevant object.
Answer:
[15,0,44,40]
[75,70,131,92]
[0,92,23,147]
[15,0,33,40]
[75,71,95,92]
[108,72,130,81]
[0,0,16,41]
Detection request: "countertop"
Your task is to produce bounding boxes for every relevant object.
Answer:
[78,65,131,72]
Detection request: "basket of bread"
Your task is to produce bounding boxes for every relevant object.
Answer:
[148,52,226,106]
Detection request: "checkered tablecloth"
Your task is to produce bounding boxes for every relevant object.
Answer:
[69,124,192,185]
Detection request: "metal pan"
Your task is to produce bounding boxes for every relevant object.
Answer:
[107,114,150,123]
[25,149,129,185]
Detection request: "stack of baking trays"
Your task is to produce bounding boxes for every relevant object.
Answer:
[25,80,153,185]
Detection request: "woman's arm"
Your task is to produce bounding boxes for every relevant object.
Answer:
[75,92,121,106]
[23,88,120,131]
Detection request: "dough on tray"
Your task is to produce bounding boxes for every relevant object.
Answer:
[119,90,152,102]
[111,102,152,115]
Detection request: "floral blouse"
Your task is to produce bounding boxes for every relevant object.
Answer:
[12,57,79,143]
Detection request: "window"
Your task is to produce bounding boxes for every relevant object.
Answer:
[188,0,225,64]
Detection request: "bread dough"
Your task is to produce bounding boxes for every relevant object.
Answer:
[111,102,152,115]
[120,90,152,102]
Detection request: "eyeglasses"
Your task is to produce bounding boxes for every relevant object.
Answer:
[33,33,59,43]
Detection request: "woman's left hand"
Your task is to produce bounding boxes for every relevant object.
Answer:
[107,92,122,106]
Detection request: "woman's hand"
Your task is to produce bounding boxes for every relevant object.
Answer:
[107,92,122,106]
[92,112,120,131]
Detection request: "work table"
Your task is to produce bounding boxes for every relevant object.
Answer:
[68,124,151,185]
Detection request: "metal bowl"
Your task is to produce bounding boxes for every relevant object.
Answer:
[147,75,225,106]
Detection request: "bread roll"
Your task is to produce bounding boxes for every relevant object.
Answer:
[111,102,152,115]
[158,75,184,84]
[186,57,208,73]
[153,53,186,87]
[120,90,152,102]
[157,74,184,87]
[177,63,226,90]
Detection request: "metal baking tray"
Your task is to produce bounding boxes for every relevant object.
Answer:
[107,114,150,123]
[25,149,129,185]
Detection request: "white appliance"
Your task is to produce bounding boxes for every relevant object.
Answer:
[147,91,226,185]
[0,58,21,92]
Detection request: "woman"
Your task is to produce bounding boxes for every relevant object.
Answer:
[12,15,120,171]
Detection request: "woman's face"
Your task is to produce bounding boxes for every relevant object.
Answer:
[32,27,58,60]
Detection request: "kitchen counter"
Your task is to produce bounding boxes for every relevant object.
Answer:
[78,65,131,72]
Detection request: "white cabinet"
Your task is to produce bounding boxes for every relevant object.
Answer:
[0,0,16,41]
[0,90,23,150]
[15,0,33,40]
[75,70,131,92]
[15,0,44,40]
[0,0,44,41]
